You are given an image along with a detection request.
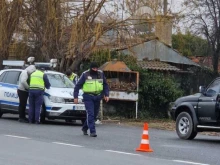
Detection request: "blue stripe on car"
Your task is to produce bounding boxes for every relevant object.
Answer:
[46,107,52,110]
[0,100,51,111]
[0,100,19,106]
[0,83,18,88]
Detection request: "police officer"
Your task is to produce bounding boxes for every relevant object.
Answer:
[74,62,109,137]
[29,68,51,124]
[66,69,79,85]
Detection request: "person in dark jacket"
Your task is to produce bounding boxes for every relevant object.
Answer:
[74,62,109,137]
[28,69,51,124]
[17,65,36,123]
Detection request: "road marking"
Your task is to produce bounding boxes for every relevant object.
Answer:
[4,135,30,139]
[105,150,141,156]
[52,142,84,148]
[173,160,209,165]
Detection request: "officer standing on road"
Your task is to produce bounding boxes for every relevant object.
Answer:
[74,62,109,137]
[17,65,36,123]
[66,69,79,85]
[29,68,51,124]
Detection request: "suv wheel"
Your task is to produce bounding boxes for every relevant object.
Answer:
[176,112,197,140]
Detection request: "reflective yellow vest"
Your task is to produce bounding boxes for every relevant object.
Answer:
[69,73,77,81]
[30,70,45,90]
[82,70,103,94]
[83,79,103,94]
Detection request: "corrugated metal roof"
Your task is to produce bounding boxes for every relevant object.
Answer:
[120,40,200,67]
[137,61,180,71]
[99,60,131,72]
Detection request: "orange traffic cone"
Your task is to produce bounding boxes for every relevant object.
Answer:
[136,123,153,152]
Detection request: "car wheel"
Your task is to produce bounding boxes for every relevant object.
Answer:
[176,112,197,140]
[40,104,46,123]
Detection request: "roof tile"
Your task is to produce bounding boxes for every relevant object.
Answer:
[137,61,180,71]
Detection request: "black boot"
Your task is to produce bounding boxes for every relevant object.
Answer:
[82,129,88,135]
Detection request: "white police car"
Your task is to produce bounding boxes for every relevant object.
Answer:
[0,60,86,123]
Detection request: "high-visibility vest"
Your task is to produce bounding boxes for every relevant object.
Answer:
[82,70,103,94]
[30,70,45,90]
[69,73,77,81]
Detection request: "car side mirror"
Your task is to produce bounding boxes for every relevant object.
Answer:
[199,86,205,94]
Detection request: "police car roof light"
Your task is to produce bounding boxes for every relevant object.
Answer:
[50,59,57,64]
[50,59,57,68]
[3,60,25,67]
[35,62,51,67]
[27,57,35,63]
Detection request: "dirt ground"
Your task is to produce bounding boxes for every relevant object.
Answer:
[102,119,220,137]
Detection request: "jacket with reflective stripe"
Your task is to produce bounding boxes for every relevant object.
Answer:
[30,70,45,90]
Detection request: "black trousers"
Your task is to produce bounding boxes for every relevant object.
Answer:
[17,89,29,119]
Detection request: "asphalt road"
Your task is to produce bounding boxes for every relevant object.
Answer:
[0,114,219,165]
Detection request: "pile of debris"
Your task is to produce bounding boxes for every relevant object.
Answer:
[107,79,136,91]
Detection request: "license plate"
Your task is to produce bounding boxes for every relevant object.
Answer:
[73,106,85,110]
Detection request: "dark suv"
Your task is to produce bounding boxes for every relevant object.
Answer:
[171,77,220,140]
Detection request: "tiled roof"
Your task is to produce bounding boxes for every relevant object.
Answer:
[137,61,181,71]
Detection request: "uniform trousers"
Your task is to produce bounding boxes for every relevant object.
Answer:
[82,93,102,133]
[29,90,44,123]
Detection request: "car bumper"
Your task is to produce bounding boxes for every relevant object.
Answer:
[45,103,86,120]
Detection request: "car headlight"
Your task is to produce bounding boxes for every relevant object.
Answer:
[49,96,65,103]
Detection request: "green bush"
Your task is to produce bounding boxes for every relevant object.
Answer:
[138,71,183,118]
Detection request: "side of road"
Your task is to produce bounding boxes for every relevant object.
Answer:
[101,119,220,136]
[101,119,175,131]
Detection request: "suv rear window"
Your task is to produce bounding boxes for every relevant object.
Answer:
[3,71,21,85]
[0,72,6,82]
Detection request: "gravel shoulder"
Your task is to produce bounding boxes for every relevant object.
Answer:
[102,119,220,136]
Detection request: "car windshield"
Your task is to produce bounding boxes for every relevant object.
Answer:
[46,73,74,88]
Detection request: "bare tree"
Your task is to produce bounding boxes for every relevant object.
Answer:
[0,0,23,69]
[15,0,171,72]
[23,0,64,62]
[183,0,220,75]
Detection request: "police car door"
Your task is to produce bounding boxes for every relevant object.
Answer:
[0,71,21,111]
